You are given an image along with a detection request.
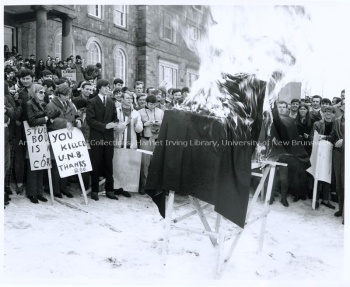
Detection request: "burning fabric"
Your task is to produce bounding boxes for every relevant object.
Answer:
[145,74,266,228]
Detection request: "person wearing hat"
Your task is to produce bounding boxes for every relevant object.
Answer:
[45,84,82,198]
[71,55,85,83]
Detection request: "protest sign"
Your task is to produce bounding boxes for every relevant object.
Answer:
[307,131,333,184]
[307,130,333,209]
[61,69,77,82]
[24,121,51,171]
[113,124,142,192]
[113,149,142,192]
[49,127,92,178]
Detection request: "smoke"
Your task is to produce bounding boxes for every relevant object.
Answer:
[175,4,349,115]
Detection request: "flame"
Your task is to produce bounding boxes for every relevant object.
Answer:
[175,4,349,114]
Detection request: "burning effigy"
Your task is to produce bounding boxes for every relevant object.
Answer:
[145,5,345,227]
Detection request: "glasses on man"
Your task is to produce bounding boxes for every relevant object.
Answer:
[38,90,46,94]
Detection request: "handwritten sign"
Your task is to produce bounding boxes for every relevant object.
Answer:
[113,148,142,192]
[307,131,333,183]
[49,128,92,178]
[24,121,51,171]
[61,69,77,82]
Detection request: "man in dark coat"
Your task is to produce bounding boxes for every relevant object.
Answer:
[46,84,81,198]
[86,79,123,201]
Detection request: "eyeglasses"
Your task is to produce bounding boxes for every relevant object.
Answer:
[38,90,45,94]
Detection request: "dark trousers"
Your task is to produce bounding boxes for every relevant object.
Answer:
[333,149,344,213]
[272,165,288,200]
[5,128,11,176]
[89,144,114,193]
[317,181,330,201]
[279,154,307,198]
[51,160,68,195]
[14,124,26,184]
[26,160,44,196]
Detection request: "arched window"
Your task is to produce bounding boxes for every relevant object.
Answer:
[87,42,101,66]
[54,31,62,60]
[114,48,126,83]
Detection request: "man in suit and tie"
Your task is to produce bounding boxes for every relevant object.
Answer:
[86,79,124,201]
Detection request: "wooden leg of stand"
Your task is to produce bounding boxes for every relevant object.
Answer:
[215,216,227,279]
[247,166,270,219]
[163,190,175,266]
[258,165,275,252]
[189,196,217,246]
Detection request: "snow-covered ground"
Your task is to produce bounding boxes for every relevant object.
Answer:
[2,181,347,286]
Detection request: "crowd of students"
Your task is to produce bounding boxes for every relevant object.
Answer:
[269,93,345,224]
[4,51,345,225]
[4,52,190,207]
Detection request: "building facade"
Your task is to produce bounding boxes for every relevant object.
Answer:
[4,5,213,89]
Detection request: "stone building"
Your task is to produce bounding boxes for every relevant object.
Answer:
[4,5,213,89]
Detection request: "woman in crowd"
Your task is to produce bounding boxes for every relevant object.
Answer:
[35,59,46,80]
[295,103,313,156]
[25,84,51,203]
[295,103,314,200]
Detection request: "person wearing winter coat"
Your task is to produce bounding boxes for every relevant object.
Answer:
[45,84,82,198]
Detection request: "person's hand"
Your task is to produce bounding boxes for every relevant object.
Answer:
[66,122,74,131]
[46,109,60,119]
[13,92,19,101]
[304,133,309,139]
[76,120,82,128]
[144,120,154,126]
[153,120,161,126]
[106,122,116,129]
[114,122,127,132]
[335,139,343,148]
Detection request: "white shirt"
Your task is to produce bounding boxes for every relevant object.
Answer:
[98,93,107,105]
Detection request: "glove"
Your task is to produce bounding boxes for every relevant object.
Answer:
[46,109,60,119]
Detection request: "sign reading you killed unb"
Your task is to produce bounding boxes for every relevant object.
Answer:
[24,121,51,171]
[49,128,92,178]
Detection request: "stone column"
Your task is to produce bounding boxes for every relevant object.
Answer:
[61,15,75,61]
[35,7,49,63]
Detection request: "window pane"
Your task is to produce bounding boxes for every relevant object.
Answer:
[87,42,101,66]
[114,49,126,83]
[55,32,62,59]
[114,5,126,27]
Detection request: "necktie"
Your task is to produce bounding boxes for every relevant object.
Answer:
[103,96,106,106]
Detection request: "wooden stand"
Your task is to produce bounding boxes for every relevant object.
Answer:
[162,161,287,279]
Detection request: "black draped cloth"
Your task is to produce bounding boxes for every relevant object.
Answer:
[145,110,256,228]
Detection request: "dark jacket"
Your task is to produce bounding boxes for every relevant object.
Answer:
[71,63,85,83]
[86,95,117,143]
[26,97,47,127]
[45,96,80,131]
[72,94,88,110]
[310,119,333,141]
[326,115,344,151]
